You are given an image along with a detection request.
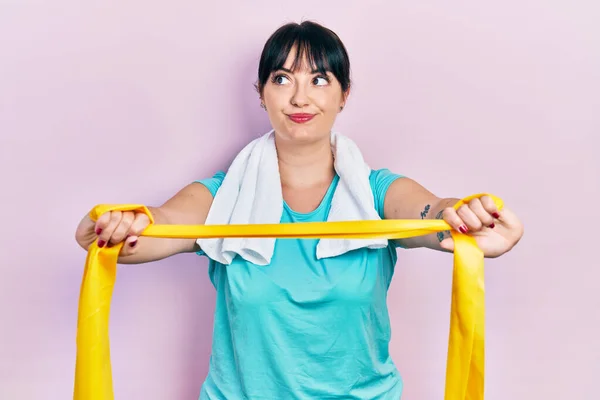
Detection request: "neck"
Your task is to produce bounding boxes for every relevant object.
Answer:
[275,134,335,189]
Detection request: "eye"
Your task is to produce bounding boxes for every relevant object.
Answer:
[313,76,330,86]
[272,74,291,85]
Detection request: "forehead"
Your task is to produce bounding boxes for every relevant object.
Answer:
[278,44,329,74]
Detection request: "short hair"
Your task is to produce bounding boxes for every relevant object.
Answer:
[256,21,351,95]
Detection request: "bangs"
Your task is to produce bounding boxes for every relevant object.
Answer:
[270,34,333,75]
[257,21,351,93]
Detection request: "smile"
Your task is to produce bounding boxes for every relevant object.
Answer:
[287,113,315,124]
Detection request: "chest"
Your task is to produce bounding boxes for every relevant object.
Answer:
[282,181,333,214]
[220,237,395,312]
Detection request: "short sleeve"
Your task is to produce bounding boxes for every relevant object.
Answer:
[193,171,226,262]
[194,171,226,197]
[369,168,404,219]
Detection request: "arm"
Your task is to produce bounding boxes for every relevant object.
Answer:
[383,177,523,258]
[117,182,214,264]
[76,182,214,264]
[383,177,459,251]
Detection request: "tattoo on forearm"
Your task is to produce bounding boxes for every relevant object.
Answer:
[435,209,451,242]
[420,204,431,219]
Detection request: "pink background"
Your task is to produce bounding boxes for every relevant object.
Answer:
[1,1,599,399]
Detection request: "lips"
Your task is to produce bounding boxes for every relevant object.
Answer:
[288,113,315,124]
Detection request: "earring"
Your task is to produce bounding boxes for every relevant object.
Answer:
[260,103,266,110]
[340,105,344,111]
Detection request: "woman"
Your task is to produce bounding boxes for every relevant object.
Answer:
[75,21,524,400]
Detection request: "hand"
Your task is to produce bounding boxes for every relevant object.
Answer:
[74,210,151,256]
[438,195,524,258]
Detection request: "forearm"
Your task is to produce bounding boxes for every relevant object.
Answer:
[117,206,197,264]
[394,197,459,251]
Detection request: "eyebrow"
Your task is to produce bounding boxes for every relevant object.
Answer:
[276,67,328,75]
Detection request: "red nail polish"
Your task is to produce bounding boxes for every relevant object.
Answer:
[459,225,468,234]
[96,228,102,235]
[492,212,500,219]
[489,223,495,229]
[97,240,106,247]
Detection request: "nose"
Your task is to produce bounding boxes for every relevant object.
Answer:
[290,84,309,108]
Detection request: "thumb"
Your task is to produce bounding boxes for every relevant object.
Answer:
[440,237,454,252]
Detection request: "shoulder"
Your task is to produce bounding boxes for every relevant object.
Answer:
[368,168,405,218]
[369,168,404,189]
[194,171,226,197]
[194,169,405,215]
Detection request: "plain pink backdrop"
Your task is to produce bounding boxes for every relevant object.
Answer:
[1,1,599,399]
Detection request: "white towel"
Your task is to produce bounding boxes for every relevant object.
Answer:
[197,129,388,265]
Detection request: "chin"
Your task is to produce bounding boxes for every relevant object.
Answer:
[275,123,330,143]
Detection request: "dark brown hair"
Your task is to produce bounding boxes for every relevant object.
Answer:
[256,21,351,95]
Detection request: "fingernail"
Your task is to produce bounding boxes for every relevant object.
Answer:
[97,240,106,247]
[492,212,500,219]
[95,228,102,235]
[459,225,468,234]
[129,240,137,247]
[488,223,495,229]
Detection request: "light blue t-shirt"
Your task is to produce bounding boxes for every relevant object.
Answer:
[195,169,404,400]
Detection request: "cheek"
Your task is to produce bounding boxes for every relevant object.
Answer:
[262,86,285,107]
[314,92,342,113]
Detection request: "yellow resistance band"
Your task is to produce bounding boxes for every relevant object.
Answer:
[73,193,503,400]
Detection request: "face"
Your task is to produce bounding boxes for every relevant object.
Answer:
[260,47,348,144]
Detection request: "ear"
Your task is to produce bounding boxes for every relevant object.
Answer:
[340,88,351,110]
[342,88,350,106]
[255,81,264,103]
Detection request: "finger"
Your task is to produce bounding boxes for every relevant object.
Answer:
[120,234,140,256]
[122,213,150,250]
[97,211,122,247]
[468,198,495,228]
[440,237,455,252]
[457,204,483,231]
[109,211,135,244]
[128,213,151,238]
[443,207,468,234]
[94,212,113,236]
[480,195,501,220]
